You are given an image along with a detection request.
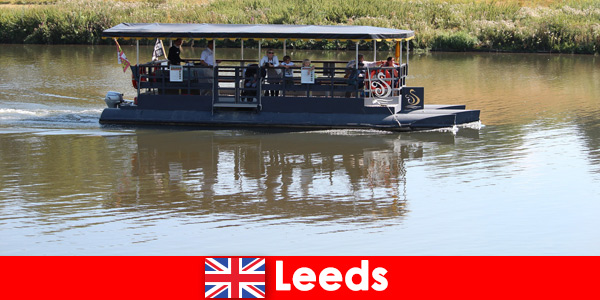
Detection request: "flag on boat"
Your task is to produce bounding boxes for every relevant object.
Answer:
[205,257,266,298]
[152,38,165,61]
[114,38,130,73]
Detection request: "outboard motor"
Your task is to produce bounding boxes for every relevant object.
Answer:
[104,91,123,108]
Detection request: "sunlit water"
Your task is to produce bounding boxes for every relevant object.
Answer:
[1,45,599,255]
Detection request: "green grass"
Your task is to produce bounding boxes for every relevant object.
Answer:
[1,0,599,54]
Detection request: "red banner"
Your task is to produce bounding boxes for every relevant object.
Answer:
[0,256,597,299]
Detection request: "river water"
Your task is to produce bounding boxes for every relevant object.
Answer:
[1,44,599,255]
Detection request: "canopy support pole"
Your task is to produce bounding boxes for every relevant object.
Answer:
[241,40,244,61]
[258,40,262,63]
[373,40,376,61]
[212,39,216,106]
[399,40,403,65]
[258,40,262,108]
[406,39,409,68]
[283,40,287,56]
[213,39,217,65]
[355,42,359,70]
[136,40,139,65]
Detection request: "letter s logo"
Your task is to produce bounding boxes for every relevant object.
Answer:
[405,88,421,105]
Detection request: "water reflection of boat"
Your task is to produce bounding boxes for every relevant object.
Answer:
[101,23,480,131]
[107,130,464,223]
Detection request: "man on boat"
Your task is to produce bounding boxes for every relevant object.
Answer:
[346,54,364,71]
[198,40,219,95]
[346,54,383,70]
[199,40,218,67]
[168,38,183,65]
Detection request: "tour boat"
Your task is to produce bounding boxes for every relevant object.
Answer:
[100,23,479,131]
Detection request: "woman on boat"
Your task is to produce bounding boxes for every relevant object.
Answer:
[383,57,400,88]
[259,49,281,96]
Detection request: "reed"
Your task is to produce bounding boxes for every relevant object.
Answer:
[1,0,598,54]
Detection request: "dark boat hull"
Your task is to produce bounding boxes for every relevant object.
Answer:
[99,104,480,131]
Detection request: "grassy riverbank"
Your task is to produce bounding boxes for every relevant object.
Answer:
[1,0,599,54]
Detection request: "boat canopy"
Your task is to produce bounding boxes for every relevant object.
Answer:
[102,23,415,42]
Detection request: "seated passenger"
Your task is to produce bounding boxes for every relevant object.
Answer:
[345,62,365,97]
[381,57,400,88]
[348,63,365,85]
[383,56,398,67]
[346,54,383,77]
[242,64,259,102]
[345,54,364,73]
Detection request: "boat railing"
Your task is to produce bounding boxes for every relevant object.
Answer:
[131,61,408,107]
[132,61,215,96]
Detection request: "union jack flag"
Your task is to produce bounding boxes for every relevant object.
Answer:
[205,257,266,298]
[113,39,130,73]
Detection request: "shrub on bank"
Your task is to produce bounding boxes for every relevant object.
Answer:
[431,31,479,51]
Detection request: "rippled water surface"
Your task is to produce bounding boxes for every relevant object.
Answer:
[1,45,599,255]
